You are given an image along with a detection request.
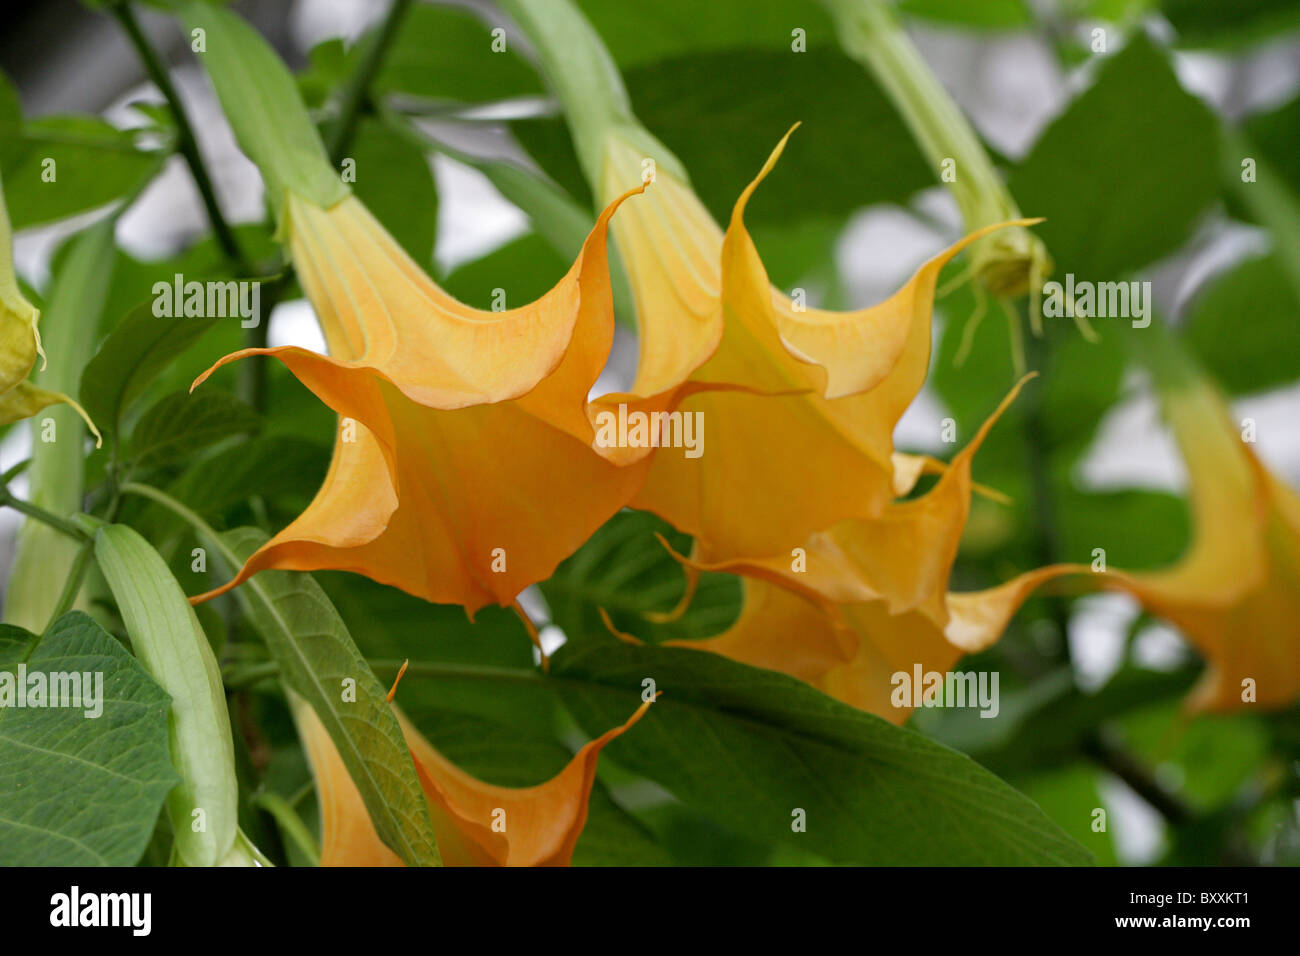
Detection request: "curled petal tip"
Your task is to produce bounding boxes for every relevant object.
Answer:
[597,606,644,645]
[189,576,241,606]
[386,659,410,703]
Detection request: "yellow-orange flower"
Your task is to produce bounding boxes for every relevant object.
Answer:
[597,127,1038,563]
[1096,372,1300,712]
[291,693,653,866]
[193,186,652,615]
[656,377,1081,721]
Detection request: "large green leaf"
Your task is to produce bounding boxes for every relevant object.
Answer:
[1161,0,1300,49]
[550,642,1094,865]
[575,0,836,67]
[0,613,177,866]
[320,572,556,731]
[373,3,543,104]
[180,0,345,208]
[1009,33,1220,278]
[0,100,160,229]
[441,233,568,310]
[1183,253,1300,395]
[130,389,259,472]
[536,46,931,226]
[80,303,221,446]
[348,117,438,266]
[212,527,442,867]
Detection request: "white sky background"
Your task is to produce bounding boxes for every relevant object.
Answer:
[3,0,1299,863]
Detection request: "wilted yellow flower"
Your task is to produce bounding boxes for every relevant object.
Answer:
[292,693,653,866]
[0,172,99,443]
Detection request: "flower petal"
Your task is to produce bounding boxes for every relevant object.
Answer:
[292,693,653,866]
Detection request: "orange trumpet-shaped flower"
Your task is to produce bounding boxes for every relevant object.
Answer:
[1096,371,1300,713]
[192,186,652,614]
[292,694,654,866]
[597,127,1039,563]
[660,377,1081,721]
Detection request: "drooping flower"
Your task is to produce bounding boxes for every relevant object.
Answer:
[291,693,653,866]
[191,185,651,616]
[656,377,1082,721]
[182,2,664,619]
[595,126,1038,565]
[1095,365,1300,712]
[0,171,99,442]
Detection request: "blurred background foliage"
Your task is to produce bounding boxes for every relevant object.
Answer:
[1,0,1298,866]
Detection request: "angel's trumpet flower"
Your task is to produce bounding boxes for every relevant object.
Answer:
[191,186,648,615]
[292,694,653,866]
[182,2,657,617]
[1096,360,1300,712]
[502,0,1039,565]
[657,377,1081,721]
[596,127,1037,563]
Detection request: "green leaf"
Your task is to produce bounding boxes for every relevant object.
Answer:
[131,435,329,544]
[1242,95,1300,200]
[180,0,345,209]
[0,112,160,230]
[1009,33,1220,278]
[1056,488,1190,570]
[896,0,1033,28]
[348,117,437,265]
[373,4,543,104]
[321,572,556,731]
[130,389,259,471]
[550,642,1095,865]
[575,0,836,67]
[442,234,569,310]
[518,46,932,227]
[80,302,220,445]
[1183,254,1300,395]
[1161,0,1300,49]
[94,523,239,866]
[0,613,177,866]
[213,527,442,867]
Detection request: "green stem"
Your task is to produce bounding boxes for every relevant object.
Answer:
[20,539,94,667]
[226,657,545,690]
[822,0,1050,297]
[239,271,291,412]
[110,1,249,274]
[5,221,116,632]
[497,0,684,187]
[0,488,89,542]
[252,791,320,866]
[326,0,414,165]
[119,481,239,567]
[0,458,30,485]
